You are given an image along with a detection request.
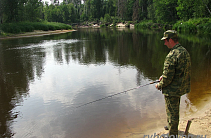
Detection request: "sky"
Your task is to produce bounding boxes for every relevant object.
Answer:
[43,0,63,4]
[43,0,84,4]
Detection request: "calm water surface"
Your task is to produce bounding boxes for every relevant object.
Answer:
[0,28,210,138]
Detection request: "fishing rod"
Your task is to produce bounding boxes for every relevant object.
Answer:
[75,80,160,109]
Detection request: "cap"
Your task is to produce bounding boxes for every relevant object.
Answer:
[161,30,178,40]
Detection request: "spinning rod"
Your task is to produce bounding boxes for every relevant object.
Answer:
[75,80,160,109]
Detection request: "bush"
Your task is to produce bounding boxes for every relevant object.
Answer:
[104,14,111,23]
[100,24,106,28]
[30,22,49,31]
[18,22,34,32]
[46,22,72,30]
[1,23,21,34]
[173,22,197,33]
[135,20,154,29]
[100,17,104,24]
[173,18,211,34]
[47,24,56,31]
[112,16,122,25]
[197,23,211,34]
[187,18,210,26]
[0,22,72,34]
[125,21,133,27]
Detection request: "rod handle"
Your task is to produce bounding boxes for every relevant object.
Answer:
[150,80,160,84]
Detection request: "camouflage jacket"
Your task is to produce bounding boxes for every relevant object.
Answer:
[157,44,191,96]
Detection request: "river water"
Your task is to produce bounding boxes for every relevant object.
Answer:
[0,28,210,138]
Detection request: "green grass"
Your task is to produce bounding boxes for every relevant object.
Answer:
[135,20,154,29]
[134,18,211,35]
[172,18,211,34]
[0,22,72,34]
[173,22,197,33]
[135,20,172,30]
[100,24,106,27]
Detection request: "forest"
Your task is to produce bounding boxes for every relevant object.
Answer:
[0,0,211,33]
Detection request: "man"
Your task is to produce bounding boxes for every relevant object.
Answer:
[155,30,191,137]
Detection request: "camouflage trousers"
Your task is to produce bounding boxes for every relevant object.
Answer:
[164,95,181,137]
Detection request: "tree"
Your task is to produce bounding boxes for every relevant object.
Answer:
[3,0,19,22]
[201,0,211,16]
[0,0,3,23]
[0,0,210,25]
[138,0,148,20]
[107,0,116,16]
[25,0,44,21]
[0,0,44,23]
[177,0,211,20]
[176,0,194,20]
[193,0,209,18]
[147,1,156,21]
[125,0,135,21]
[92,0,103,19]
[132,0,140,21]
[153,0,178,24]
[117,0,127,19]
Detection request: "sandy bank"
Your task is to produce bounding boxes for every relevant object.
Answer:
[145,100,211,138]
[0,30,75,39]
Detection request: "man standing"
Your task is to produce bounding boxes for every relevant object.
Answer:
[155,30,191,137]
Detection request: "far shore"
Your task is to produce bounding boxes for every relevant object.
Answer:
[0,23,134,40]
[0,30,76,40]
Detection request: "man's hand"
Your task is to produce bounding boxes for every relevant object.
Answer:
[155,76,162,90]
[155,84,160,90]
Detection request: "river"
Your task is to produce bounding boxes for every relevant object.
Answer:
[0,28,210,138]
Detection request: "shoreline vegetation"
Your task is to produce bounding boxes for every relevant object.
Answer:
[0,30,75,39]
[135,18,211,35]
[1,17,211,39]
[1,0,210,39]
[0,22,73,39]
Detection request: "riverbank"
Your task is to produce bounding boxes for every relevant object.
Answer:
[75,22,135,28]
[0,30,75,39]
[141,99,211,138]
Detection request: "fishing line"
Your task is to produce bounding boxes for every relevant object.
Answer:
[45,80,160,123]
[75,80,160,109]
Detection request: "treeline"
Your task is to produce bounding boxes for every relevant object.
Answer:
[0,0,211,35]
[0,0,211,24]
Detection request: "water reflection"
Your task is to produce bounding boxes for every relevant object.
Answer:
[0,28,210,138]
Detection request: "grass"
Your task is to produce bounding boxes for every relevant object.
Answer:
[196,22,211,35]
[0,22,72,34]
[172,18,211,34]
[173,22,197,33]
[135,20,172,30]
[134,18,211,35]
[135,20,154,29]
